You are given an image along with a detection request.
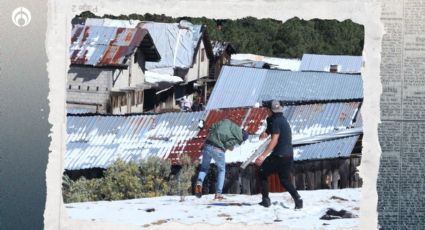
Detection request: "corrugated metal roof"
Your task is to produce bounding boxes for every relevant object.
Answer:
[282,102,361,139]
[178,108,248,162]
[226,134,360,164]
[224,103,361,163]
[299,54,363,73]
[207,66,363,109]
[206,66,268,110]
[259,70,363,102]
[294,135,360,161]
[69,24,160,67]
[170,108,269,163]
[66,104,362,168]
[66,111,206,170]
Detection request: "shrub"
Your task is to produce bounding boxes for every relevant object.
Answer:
[139,156,171,197]
[169,154,198,201]
[100,159,143,200]
[62,175,102,203]
[63,157,176,202]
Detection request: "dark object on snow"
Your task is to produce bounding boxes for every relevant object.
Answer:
[208,202,252,206]
[145,208,156,212]
[258,197,271,207]
[320,208,358,220]
[330,196,349,201]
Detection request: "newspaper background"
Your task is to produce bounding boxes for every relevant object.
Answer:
[42,0,421,229]
[378,0,425,228]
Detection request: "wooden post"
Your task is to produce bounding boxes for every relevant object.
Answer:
[141,90,144,112]
[224,165,240,194]
[350,157,361,188]
[331,160,340,189]
[241,165,253,195]
[338,159,350,188]
[314,161,322,190]
[322,161,332,189]
[305,161,315,190]
[204,82,207,105]
[294,162,305,190]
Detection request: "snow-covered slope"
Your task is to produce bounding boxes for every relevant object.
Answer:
[66,188,360,229]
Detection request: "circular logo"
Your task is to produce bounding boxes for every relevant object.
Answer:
[12,7,31,27]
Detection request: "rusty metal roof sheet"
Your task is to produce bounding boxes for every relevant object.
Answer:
[70,24,160,67]
[66,111,206,170]
[66,103,362,169]
[176,108,270,163]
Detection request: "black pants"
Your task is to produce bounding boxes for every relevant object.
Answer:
[259,154,300,201]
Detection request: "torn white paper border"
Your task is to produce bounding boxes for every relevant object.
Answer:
[44,0,383,229]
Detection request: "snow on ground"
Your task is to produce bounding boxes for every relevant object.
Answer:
[66,188,360,229]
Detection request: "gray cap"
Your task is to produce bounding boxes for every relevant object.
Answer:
[271,100,283,113]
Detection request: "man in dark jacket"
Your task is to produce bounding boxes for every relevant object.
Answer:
[255,100,303,209]
[195,119,249,200]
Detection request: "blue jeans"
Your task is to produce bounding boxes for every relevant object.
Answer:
[197,144,226,194]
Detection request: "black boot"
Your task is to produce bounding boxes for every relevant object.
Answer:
[294,197,303,209]
[259,197,271,208]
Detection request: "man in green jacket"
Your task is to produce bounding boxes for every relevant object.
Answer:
[195,119,249,200]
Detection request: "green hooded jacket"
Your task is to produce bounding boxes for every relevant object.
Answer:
[206,119,244,150]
